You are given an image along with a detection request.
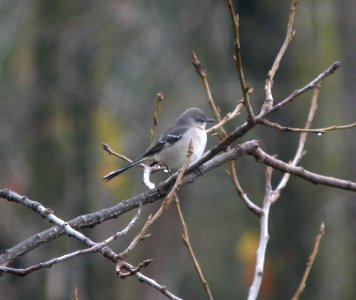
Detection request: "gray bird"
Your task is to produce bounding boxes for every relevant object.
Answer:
[103,107,214,181]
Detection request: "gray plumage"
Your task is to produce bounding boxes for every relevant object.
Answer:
[103,108,214,181]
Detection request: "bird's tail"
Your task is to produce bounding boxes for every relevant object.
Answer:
[103,158,146,181]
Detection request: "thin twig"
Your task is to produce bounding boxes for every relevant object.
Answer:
[174,196,214,300]
[102,143,133,163]
[263,0,298,110]
[119,213,153,259]
[260,119,356,134]
[262,61,340,117]
[272,85,320,201]
[192,51,225,139]
[227,0,254,120]
[206,101,243,135]
[247,146,356,192]
[226,162,263,216]
[151,92,165,142]
[291,222,325,300]
[117,259,154,278]
[73,287,79,300]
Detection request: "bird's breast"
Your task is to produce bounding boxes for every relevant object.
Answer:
[153,127,207,170]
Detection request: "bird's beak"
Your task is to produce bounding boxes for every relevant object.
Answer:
[207,117,215,123]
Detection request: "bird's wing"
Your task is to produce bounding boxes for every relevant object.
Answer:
[143,125,188,158]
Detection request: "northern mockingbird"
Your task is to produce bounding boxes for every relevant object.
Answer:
[103,107,214,181]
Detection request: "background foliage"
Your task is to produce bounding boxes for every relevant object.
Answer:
[0,0,355,299]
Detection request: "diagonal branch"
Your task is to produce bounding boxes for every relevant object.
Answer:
[227,0,254,120]
[175,196,214,300]
[260,119,356,134]
[0,141,260,266]
[264,0,298,110]
[0,191,181,300]
[272,85,320,201]
[247,146,356,192]
[151,92,165,142]
[291,222,325,300]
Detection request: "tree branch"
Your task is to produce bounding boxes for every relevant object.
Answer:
[0,141,260,266]
[260,119,356,134]
[0,190,181,300]
[291,222,325,300]
[247,167,273,300]
[174,196,214,300]
[263,0,298,110]
[227,0,254,120]
[247,146,356,192]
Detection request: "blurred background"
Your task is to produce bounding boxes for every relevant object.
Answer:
[0,0,355,299]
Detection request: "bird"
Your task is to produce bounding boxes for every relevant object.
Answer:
[103,107,214,181]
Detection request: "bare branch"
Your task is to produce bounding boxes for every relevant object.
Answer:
[264,0,298,110]
[119,214,153,259]
[226,162,263,217]
[247,167,273,300]
[192,51,225,138]
[226,0,254,120]
[247,86,318,299]
[206,101,243,135]
[3,122,354,269]
[0,191,181,300]
[247,146,356,192]
[118,261,183,300]
[272,85,320,201]
[117,259,154,278]
[192,51,261,216]
[260,119,356,134]
[0,141,260,266]
[291,222,325,300]
[175,196,214,300]
[150,92,165,141]
[262,61,341,117]
[102,143,133,163]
